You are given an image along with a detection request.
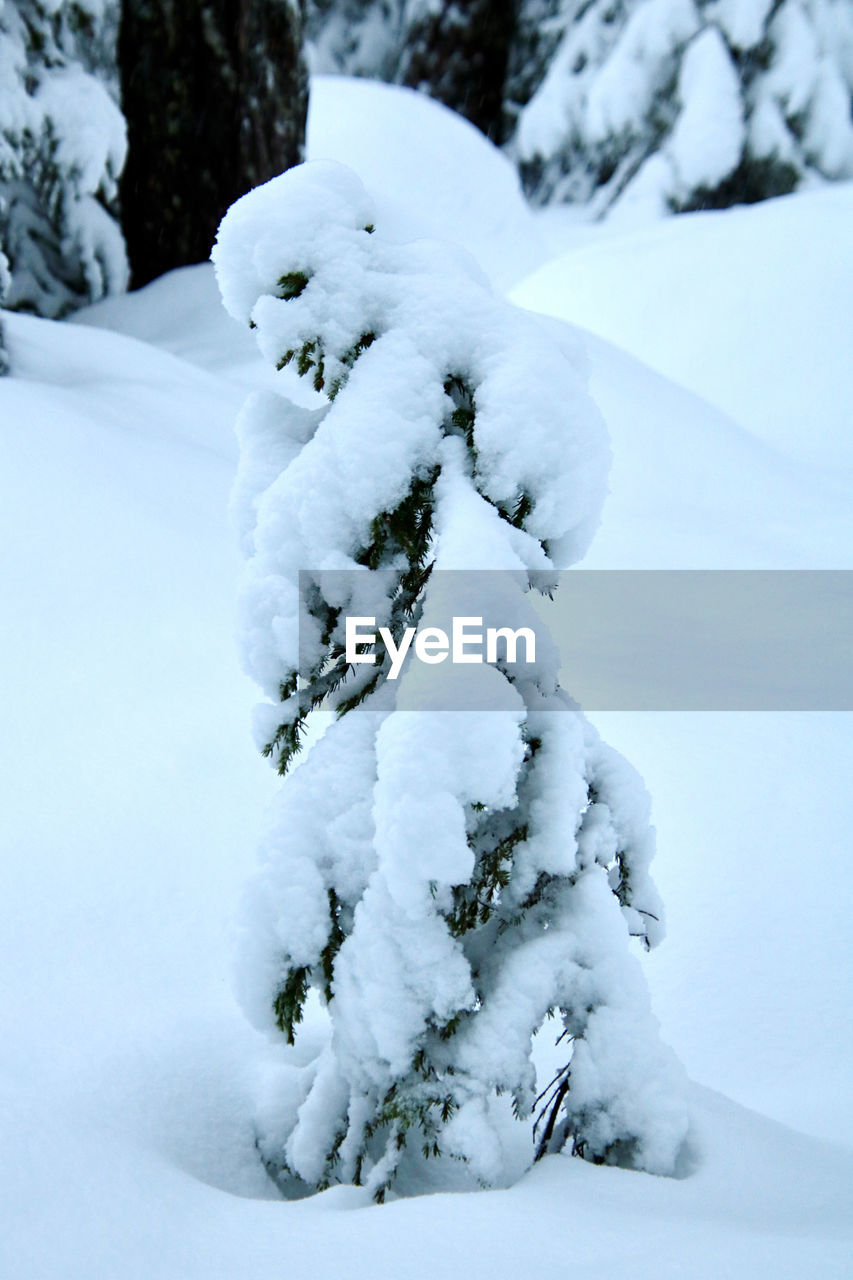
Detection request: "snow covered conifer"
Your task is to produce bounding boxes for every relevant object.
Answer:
[214,161,688,1201]
[0,0,127,321]
[510,0,853,217]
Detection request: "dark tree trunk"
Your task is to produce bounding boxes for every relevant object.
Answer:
[398,0,516,144]
[119,0,308,287]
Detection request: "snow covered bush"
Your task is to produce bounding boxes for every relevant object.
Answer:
[213,160,688,1201]
[510,0,853,217]
[0,0,127,325]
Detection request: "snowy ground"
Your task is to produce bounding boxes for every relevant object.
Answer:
[1,78,851,1276]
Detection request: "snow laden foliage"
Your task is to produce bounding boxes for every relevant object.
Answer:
[214,161,687,1202]
[511,0,853,217]
[0,0,126,326]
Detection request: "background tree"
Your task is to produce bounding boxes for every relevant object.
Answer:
[305,0,515,141]
[509,0,853,215]
[304,0,404,82]
[119,0,309,288]
[397,0,515,141]
[213,159,687,1202]
[306,0,853,214]
[0,0,127,332]
[502,0,566,140]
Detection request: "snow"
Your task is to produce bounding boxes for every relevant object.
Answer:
[0,0,128,316]
[667,28,744,192]
[510,0,853,218]
[2,75,852,1276]
[758,0,853,179]
[767,0,823,119]
[513,182,853,482]
[211,158,608,697]
[306,75,545,290]
[584,0,699,145]
[711,0,775,51]
[0,0,33,141]
[803,55,853,175]
[34,64,126,199]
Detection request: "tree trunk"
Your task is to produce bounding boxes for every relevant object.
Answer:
[119,0,308,287]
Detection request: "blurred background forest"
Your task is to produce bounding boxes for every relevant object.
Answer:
[1,0,852,358]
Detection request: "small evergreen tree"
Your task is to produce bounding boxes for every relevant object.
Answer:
[510,0,853,216]
[0,0,127,325]
[214,161,687,1201]
[119,0,309,287]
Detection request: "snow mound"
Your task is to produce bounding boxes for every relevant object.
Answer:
[307,76,545,290]
[70,262,262,387]
[514,183,853,474]
[579,327,853,568]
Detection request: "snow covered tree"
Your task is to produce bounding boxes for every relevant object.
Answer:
[0,0,127,324]
[119,0,309,287]
[509,0,853,217]
[213,160,687,1201]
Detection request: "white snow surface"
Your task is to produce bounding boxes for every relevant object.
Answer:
[307,76,545,291]
[515,182,853,484]
[2,78,851,1276]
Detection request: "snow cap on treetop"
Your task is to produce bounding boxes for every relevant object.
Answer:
[213,159,611,577]
[213,161,376,325]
